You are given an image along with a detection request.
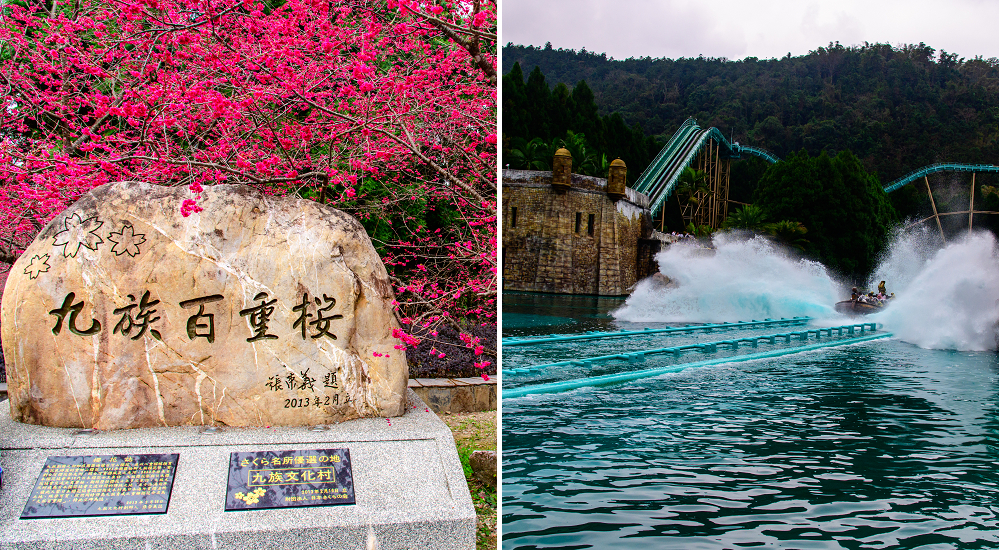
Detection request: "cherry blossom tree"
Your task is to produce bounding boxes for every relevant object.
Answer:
[0,0,496,373]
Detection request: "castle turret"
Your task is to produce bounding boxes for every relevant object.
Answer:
[552,148,572,192]
[607,158,627,201]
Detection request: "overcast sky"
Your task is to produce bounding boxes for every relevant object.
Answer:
[501,0,999,61]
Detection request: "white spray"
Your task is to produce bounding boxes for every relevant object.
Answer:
[614,228,999,351]
[614,232,842,323]
[869,229,998,351]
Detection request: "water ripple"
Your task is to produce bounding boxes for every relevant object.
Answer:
[503,340,998,549]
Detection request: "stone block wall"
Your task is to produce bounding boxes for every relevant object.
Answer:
[408,378,497,413]
[636,238,662,281]
[502,170,651,296]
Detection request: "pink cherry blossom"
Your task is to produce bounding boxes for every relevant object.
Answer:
[0,0,497,375]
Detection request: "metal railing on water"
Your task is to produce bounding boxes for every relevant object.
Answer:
[502,317,810,347]
[503,323,893,398]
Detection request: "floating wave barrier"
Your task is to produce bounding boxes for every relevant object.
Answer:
[501,317,811,348]
[503,322,878,375]
[503,330,893,399]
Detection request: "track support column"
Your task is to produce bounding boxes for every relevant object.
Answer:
[925,176,945,242]
[969,172,976,234]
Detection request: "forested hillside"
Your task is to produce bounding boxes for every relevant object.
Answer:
[503,62,664,185]
[503,42,998,185]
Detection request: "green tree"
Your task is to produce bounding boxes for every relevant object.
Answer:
[754,150,896,279]
[524,66,553,139]
[675,167,710,206]
[507,137,552,170]
[685,222,714,238]
[502,63,529,142]
[763,220,810,251]
[571,80,601,144]
[723,204,768,231]
[555,131,599,176]
[501,42,1000,222]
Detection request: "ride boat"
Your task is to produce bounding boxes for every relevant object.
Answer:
[834,299,885,315]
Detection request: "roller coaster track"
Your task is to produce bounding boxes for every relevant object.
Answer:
[633,118,779,217]
[633,118,997,217]
[882,163,1000,193]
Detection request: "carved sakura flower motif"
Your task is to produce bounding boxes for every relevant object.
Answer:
[235,487,265,504]
[107,222,146,257]
[23,253,50,279]
[52,212,104,258]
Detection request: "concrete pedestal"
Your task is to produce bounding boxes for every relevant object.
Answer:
[0,390,474,549]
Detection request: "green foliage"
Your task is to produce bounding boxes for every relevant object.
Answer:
[506,137,552,170]
[302,176,458,259]
[723,204,768,231]
[456,438,475,479]
[729,157,770,204]
[722,204,809,250]
[502,62,663,184]
[763,220,810,251]
[675,167,710,206]
[502,42,999,221]
[754,150,897,279]
[685,222,715,238]
[505,130,607,178]
[554,130,599,176]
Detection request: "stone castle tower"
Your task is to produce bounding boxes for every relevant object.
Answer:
[502,151,660,295]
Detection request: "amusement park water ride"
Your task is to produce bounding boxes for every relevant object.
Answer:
[834,299,886,316]
[835,285,892,316]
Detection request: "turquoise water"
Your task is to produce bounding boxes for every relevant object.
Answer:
[501,232,998,549]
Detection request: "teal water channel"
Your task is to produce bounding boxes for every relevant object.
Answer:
[501,292,998,549]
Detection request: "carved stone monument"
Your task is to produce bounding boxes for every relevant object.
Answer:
[0,182,474,549]
[1,181,408,429]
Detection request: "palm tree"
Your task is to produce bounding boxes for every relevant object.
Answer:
[556,131,599,176]
[507,137,552,171]
[675,167,710,206]
[685,222,714,238]
[764,220,810,251]
[722,204,768,231]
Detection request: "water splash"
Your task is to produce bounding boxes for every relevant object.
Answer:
[614,228,999,352]
[870,229,998,351]
[614,233,842,323]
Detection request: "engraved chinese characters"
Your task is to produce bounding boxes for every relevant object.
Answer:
[1,181,407,429]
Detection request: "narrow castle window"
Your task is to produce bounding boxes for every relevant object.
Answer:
[575,212,582,233]
[587,214,595,236]
[511,207,517,228]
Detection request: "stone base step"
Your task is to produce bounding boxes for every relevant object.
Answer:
[407,378,496,414]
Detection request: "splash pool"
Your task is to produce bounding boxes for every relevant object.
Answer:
[501,231,998,549]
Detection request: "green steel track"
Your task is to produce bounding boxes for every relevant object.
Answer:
[632,118,779,218]
[633,118,997,218]
[882,163,1000,193]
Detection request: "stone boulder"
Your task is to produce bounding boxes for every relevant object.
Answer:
[469,450,496,488]
[1,181,407,429]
